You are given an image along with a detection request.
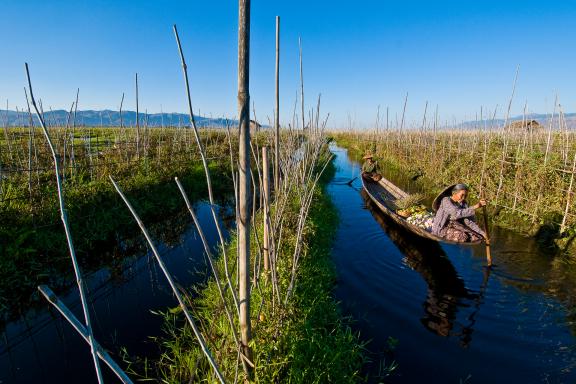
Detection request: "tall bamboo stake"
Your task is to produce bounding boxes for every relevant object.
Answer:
[274,15,280,192]
[135,73,140,159]
[262,146,270,273]
[3,100,14,163]
[299,36,305,131]
[71,88,79,177]
[495,66,519,205]
[24,63,104,384]
[238,0,253,369]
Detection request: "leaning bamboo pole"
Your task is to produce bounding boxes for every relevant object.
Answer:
[38,285,133,384]
[110,176,225,383]
[173,25,240,315]
[25,63,104,384]
[238,0,253,370]
[174,177,242,356]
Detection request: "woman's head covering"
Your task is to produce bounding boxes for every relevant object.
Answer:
[451,183,469,195]
[433,183,469,212]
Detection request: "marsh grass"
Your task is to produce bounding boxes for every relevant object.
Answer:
[0,127,234,320]
[136,154,372,383]
[333,129,576,254]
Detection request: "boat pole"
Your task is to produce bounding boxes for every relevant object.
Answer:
[481,192,492,267]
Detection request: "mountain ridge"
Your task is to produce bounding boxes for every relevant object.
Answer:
[1,109,574,129]
[0,109,236,128]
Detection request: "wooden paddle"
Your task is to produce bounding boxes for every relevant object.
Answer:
[480,192,492,267]
[346,176,358,185]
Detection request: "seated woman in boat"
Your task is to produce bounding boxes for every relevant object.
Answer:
[431,183,487,242]
[361,153,382,182]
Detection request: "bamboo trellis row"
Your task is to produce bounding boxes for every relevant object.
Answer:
[340,128,576,234]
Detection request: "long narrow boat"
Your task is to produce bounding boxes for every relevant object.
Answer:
[361,175,483,245]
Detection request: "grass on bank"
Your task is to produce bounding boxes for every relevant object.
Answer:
[137,159,369,383]
[332,132,576,255]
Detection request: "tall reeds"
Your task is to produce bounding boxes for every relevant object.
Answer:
[333,110,576,243]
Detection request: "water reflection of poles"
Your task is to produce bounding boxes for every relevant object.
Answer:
[3,330,18,382]
[24,315,47,382]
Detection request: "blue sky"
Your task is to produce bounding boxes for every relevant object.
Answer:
[1,0,576,127]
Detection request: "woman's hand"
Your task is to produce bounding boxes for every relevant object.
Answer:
[474,199,487,209]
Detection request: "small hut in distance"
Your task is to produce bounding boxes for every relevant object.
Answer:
[505,119,542,132]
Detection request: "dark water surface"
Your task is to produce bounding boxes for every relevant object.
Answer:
[329,145,576,383]
[0,202,231,383]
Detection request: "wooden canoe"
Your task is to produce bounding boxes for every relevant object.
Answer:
[361,175,483,245]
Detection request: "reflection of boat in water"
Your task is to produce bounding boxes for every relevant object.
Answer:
[361,190,486,346]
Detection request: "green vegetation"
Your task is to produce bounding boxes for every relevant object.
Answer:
[333,130,576,255]
[0,127,232,320]
[135,155,369,383]
[3,126,383,382]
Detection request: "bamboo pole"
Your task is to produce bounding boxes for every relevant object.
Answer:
[274,15,280,192]
[560,152,576,234]
[238,0,253,370]
[71,88,79,178]
[175,177,245,364]
[25,63,104,384]
[3,100,14,164]
[481,191,492,267]
[285,153,334,304]
[173,25,240,315]
[299,36,305,131]
[24,89,34,204]
[262,146,270,273]
[135,73,140,159]
[110,177,225,383]
[119,92,125,149]
[38,285,133,384]
[495,66,519,205]
[375,105,380,135]
[533,97,556,222]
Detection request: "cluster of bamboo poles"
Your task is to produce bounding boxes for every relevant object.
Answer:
[337,104,576,234]
[17,0,333,381]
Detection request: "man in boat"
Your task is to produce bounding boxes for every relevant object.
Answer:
[361,153,382,182]
[431,183,487,242]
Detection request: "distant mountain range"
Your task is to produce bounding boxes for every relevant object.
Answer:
[457,113,576,129]
[0,109,574,129]
[0,109,236,128]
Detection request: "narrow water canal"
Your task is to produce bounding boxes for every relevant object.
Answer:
[328,144,576,383]
[0,202,232,383]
